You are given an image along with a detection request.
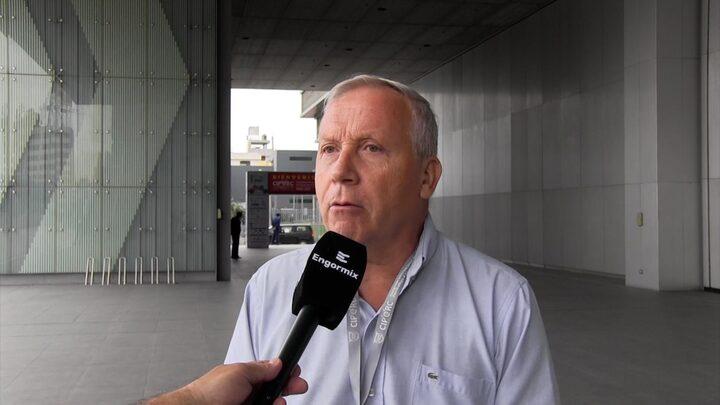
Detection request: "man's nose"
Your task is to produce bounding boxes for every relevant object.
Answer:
[331,149,359,184]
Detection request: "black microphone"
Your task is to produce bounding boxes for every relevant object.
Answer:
[251,231,367,405]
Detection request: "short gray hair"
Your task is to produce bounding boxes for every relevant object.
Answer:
[320,74,438,160]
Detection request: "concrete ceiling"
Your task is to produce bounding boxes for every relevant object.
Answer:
[231,0,555,90]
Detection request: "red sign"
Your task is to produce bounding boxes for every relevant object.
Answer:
[267,172,315,194]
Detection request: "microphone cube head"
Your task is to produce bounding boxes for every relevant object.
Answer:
[292,231,367,329]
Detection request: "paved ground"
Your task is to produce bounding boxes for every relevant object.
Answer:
[1,246,719,404]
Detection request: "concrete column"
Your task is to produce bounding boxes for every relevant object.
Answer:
[216,0,232,281]
[701,0,720,289]
[624,0,703,290]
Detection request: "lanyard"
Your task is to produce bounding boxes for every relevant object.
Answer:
[347,256,414,405]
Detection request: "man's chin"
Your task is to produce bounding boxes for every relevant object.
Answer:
[327,222,366,244]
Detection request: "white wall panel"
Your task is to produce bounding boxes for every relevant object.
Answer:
[202,187,217,272]
[0,188,8,274]
[560,94,581,188]
[638,60,659,183]
[563,189,583,270]
[526,106,543,191]
[171,187,188,272]
[603,80,625,185]
[56,188,101,274]
[659,182,702,289]
[543,190,563,267]
[7,0,51,74]
[510,192,528,263]
[103,0,146,78]
[624,63,642,184]
[484,193,510,261]
[581,89,604,186]
[624,184,642,285]
[603,185,626,275]
[22,186,54,273]
[578,0,603,91]
[103,78,146,187]
[511,111,528,191]
[186,187,202,271]
[526,191,544,266]
[581,187,604,272]
[461,195,477,248]
[603,0,625,85]
[709,180,720,287]
[63,79,102,187]
[710,51,720,178]
[9,187,27,272]
[0,75,7,188]
[542,99,562,189]
[461,126,483,195]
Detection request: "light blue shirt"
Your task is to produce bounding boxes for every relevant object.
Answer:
[226,217,560,404]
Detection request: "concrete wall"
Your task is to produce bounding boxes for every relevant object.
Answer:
[416,0,627,276]
[416,0,706,288]
[624,0,702,290]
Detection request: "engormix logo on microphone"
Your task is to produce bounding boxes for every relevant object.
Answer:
[311,253,359,279]
[336,251,350,263]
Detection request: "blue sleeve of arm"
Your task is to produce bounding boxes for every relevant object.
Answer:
[494,282,561,405]
[224,276,261,364]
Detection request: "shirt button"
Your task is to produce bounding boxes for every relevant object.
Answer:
[368,388,375,397]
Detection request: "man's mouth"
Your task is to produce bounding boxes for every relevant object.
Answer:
[331,201,362,208]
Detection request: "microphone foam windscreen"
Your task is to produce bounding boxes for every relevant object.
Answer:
[292,231,367,329]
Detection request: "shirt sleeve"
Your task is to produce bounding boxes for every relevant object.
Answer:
[494,281,560,405]
[224,276,260,364]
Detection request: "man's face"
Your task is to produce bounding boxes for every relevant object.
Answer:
[315,86,427,246]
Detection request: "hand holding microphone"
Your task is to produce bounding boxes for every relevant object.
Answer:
[144,231,366,405]
[251,231,367,404]
[144,359,307,405]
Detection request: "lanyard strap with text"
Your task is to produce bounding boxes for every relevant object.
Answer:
[347,257,414,405]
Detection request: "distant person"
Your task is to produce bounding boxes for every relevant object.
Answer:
[231,211,242,260]
[271,213,281,244]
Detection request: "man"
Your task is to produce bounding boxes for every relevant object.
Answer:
[271,213,281,244]
[226,75,559,404]
[231,211,242,260]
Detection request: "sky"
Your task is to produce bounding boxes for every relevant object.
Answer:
[230,89,318,153]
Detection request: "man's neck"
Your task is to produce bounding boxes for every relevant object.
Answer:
[358,222,424,311]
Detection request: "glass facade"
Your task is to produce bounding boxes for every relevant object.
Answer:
[0,0,217,274]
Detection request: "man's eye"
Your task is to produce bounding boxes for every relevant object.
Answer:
[321,145,337,154]
[365,144,381,152]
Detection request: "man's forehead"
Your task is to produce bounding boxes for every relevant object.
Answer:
[320,89,410,135]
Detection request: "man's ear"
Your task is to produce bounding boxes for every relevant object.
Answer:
[420,157,442,200]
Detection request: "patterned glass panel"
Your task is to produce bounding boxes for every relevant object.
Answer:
[0,0,215,274]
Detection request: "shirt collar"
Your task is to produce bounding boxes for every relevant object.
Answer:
[401,214,440,291]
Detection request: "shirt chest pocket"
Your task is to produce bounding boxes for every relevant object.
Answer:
[411,363,495,405]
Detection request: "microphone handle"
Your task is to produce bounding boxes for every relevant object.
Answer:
[251,305,320,405]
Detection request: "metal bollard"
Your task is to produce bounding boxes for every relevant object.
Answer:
[150,257,159,284]
[101,257,111,286]
[166,257,175,284]
[84,257,95,286]
[134,257,143,285]
[118,257,127,285]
